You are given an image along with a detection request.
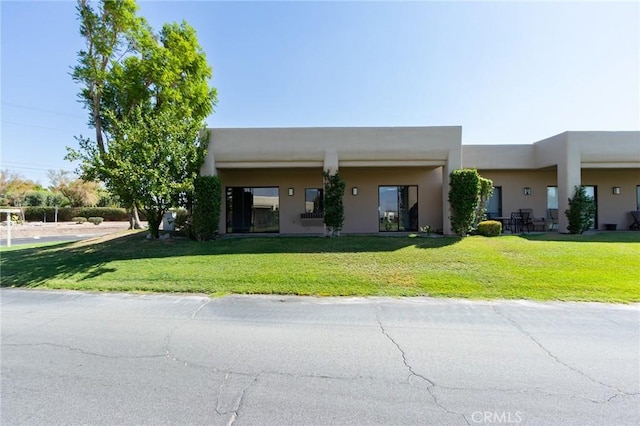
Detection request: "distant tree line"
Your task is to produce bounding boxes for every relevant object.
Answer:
[0,169,120,208]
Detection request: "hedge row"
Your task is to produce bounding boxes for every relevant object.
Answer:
[19,207,141,222]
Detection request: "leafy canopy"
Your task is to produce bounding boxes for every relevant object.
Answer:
[69,0,218,238]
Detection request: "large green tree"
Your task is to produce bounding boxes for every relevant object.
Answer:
[72,0,141,157]
[103,108,207,238]
[69,0,217,237]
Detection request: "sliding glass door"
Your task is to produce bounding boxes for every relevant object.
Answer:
[583,185,597,229]
[378,186,418,232]
[486,186,502,218]
[226,187,280,233]
[548,185,597,229]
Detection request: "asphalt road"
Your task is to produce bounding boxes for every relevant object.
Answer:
[0,235,90,247]
[1,290,638,425]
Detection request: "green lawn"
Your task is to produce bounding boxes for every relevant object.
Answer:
[1,231,639,302]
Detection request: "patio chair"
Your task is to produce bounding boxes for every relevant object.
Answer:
[519,211,533,232]
[630,211,640,231]
[519,209,546,231]
[548,209,559,231]
[509,212,524,233]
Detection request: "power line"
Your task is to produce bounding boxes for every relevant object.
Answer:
[2,102,86,119]
[0,165,71,172]
[1,120,83,133]
[1,167,71,173]
[2,160,69,169]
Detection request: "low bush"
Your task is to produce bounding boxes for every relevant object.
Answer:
[72,217,87,224]
[22,207,130,222]
[76,208,129,221]
[87,217,104,225]
[477,220,502,237]
[172,209,191,236]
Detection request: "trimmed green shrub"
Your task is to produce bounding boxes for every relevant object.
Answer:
[173,209,190,229]
[87,217,104,225]
[449,169,481,236]
[23,207,130,222]
[323,171,346,236]
[477,220,502,237]
[75,208,129,221]
[170,209,191,237]
[72,217,87,224]
[191,175,222,241]
[22,207,50,222]
[565,186,596,234]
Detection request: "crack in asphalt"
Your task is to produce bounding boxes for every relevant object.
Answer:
[1,342,165,359]
[214,373,232,416]
[376,317,470,425]
[491,305,630,397]
[375,318,434,386]
[436,384,627,404]
[217,372,260,426]
[191,299,213,320]
[9,334,629,408]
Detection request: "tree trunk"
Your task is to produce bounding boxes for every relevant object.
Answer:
[128,205,144,230]
[132,205,143,229]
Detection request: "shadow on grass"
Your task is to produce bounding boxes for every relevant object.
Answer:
[518,231,640,243]
[0,232,460,287]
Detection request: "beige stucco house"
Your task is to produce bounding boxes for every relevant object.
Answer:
[201,127,639,235]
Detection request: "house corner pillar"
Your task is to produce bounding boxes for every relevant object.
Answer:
[323,148,339,175]
[200,130,218,177]
[557,140,581,233]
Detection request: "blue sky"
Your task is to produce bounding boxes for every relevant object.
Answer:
[1,0,639,184]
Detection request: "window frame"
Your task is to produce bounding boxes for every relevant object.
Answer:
[304,188,324,214]
[378,185,419,232]
[486,186,502,219]
[225,186,280,234]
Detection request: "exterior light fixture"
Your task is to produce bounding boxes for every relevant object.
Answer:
[523,187,531,196]
[288,188,294,196]
[352,187,358,196]
[612,186,621,195]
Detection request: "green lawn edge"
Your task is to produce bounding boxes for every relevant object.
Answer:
[1,231,639,303]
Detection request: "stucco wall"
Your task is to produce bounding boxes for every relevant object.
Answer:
[202,127,462,176]
[582,169,640,229]
[478,168,640,230]
[463,145,536,169]
[570,132,640,165]
[477,170,557,220]
[218,168,324,234]
[340,167,443,234]
[207,128,639,234]
[217,166,443,234]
